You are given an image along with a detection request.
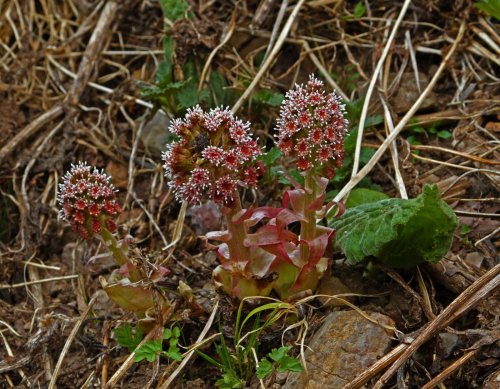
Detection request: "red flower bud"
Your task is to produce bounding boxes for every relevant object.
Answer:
[58,162,121,239]
[163,106,263,207]
[276,75,348,173]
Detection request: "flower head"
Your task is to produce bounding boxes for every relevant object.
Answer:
[163,106,264,207]
[58,162,121,239]
[276,75,348,176]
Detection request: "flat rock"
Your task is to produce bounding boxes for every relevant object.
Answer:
[317,276,353,308]
[283,310,394,389]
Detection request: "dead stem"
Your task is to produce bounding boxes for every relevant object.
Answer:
[372,263,500,389]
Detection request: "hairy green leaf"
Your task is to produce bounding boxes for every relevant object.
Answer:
[346,188,389,208]
[329,185,458,267]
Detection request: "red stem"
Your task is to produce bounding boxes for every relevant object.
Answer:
[225,193,251,263]
[300,170,318,261]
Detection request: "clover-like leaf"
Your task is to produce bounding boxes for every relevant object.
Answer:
[134,339,162,363]
[113,323,143,352]
[277,355,304,373]
[256,358,274,380]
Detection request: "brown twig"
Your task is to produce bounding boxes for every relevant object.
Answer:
[411,144,500,165]
[372,263,500,389]
[0,274,79,289]
[344,263,499,388]
[421,348,480,389]
[104,323,164,388]
[0,105,64,166]
[156,300,220,389]
[351,0,412,178]
[65,1,119,107]
[332,20,466,204]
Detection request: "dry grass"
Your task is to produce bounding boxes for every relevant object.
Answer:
[0,0,498,387]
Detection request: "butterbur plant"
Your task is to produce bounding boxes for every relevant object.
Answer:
[162,106,274,297]
[163,75,348,300]
[58,163,170,330]
[265,75,348,297]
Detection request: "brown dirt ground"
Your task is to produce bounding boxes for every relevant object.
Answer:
[0,0,499,388]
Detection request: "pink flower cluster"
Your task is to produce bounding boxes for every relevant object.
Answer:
[163,106,264,207]
[276,75,348,176]
[58,162,121,239]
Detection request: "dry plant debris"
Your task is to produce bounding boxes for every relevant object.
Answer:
[0,0,498,388]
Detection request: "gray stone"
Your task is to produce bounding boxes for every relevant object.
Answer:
[390,72,437,113]
[140,111,172,156]
[283,310,394,389]
[438,332,459,358]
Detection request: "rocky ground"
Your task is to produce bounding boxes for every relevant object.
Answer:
[0,0,499,388]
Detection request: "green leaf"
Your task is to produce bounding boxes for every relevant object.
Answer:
[113,323,143,352]
[475,0,500,20]
[209,71,229,106]
[134,339,163,363]
[277,356,304,373]
[256,358,274,380]
[278,169,305,186]
[258,147,282,167]
[365,114,383,128]
[159,0,190,21]
[165,346,183,362]
[354,1,366,18]
[269,346,291,362]
[163,328,172,340]
[460,224,472,235]
[346,188,389,208]
[406,135,420,146]
[252,90,284,107]
[176,82,210,110]
[329,185,458,267]
[156,61,173,88]
[437,130,452,139]
[216,371,243,389]
[359,147,375,164]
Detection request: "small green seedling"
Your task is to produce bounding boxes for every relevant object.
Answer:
[256,346,303,380]
[114,323,143,352]
[134,326,183,363]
